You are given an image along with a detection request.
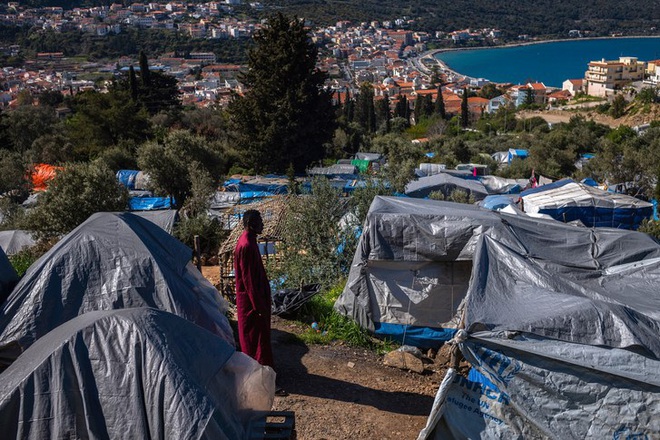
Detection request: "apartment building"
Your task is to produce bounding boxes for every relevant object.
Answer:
[585,56,645,97]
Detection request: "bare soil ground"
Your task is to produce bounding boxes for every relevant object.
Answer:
[201,266,451,440]
[518,105,660,128]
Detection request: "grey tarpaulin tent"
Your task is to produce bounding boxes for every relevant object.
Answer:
[335,196,660,348]
[0,212,233,368]
[132,209,178,234]
[0,247,18,305]
[0,308,275,440]
[405,173,490,200]
[419,234,660,439]
[0,230,36,256]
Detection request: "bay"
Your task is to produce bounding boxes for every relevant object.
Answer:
[435,37,660,87]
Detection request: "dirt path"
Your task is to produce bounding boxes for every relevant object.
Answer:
[201,267,449,440]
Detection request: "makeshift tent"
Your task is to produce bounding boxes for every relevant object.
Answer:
[116,170,151,191]
[507,148,528,163]
[335,196,660,348]
[0,212,233,367]
[30,163,61,191]
[308,164,359,176]
[129,196,174,210]
[0,308,275,440]
[132,209,178,234]
[479,175,528,194]
[355,152,383,162]
[405,172,489,200]
[478,195,518,211]
[416,163,447,177]
[0,230,35,255]
[350,159,370,173]
[520,178,653,229]
[0,248,18,305]
[418,233,660,439]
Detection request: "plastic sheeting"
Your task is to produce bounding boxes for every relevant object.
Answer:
[335,196,660,347]
[30,163,61,192]
[129,196,174,210]
[308,164,359,175]
[0,248,18,305]
[420,233,660,439]
[479,175,528,194]
[520,179,653,229]
[0,308,275,440]
[0,230,36,255]
[0,212,233,367]
[405,173,490,200]
[132,209,178,234]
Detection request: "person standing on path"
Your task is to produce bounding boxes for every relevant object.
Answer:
[234,209,274,368]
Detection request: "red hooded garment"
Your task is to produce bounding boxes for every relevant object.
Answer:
[234,229,274,367]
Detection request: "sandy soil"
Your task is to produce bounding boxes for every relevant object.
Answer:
[201,266,452,440]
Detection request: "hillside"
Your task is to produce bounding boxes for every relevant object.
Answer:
[9,1,660,39]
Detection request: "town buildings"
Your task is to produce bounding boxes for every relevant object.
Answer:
[584,56,645,97]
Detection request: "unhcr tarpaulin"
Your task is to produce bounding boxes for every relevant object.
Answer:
[335,196,660,348]
[520,178,653,229]
[419,234,660,439]
[0,212,233,367]
[0,308,275,440]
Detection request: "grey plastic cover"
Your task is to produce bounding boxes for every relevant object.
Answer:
[336,196,660,335]
[421,233,660,439]
[132,209,178,234]
[0,247,18,305]
[0,212,233,367]
[405,173,490,200]
[0,230,36,256]
[0,308,275,440]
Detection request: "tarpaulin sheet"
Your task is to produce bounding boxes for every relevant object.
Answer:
[405,173,490,200]
[0,308,275,440]
[0,212,233,367]
[129,196,173,210]
[0,247,18,305]
[351,159,370,173]
[521,179,653,229]
[420,233,660,439]
[336,196,660,344]
[30,163,61,192]
[116,169,139,190]
[132,209,178,234]
[0,230,35,256]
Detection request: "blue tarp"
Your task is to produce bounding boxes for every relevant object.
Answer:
[116,170,139,190]
[507,149,528,164]
[223,180,287,195]
[129,197,173,211]
[581,177,599,187]
[480,195,518,211]
[373,322,457,349]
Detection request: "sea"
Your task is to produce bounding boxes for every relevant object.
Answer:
[434,37,660,87]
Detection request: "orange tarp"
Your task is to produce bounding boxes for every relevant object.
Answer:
[31,164,62,192]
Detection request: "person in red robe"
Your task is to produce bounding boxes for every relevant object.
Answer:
[234,209,274,368]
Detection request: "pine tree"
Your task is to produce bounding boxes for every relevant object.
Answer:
[227,13,335,173]
[461,87,469,128]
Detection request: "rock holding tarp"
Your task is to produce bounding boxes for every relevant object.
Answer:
[0,212,233,368]
[0,308,275,440]
[418,233,660,439]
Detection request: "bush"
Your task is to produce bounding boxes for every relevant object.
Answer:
[174,215,226,260]
[638,218,660,240]
[24,162,129,239]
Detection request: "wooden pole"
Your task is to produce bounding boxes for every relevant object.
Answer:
[194,235,201,271]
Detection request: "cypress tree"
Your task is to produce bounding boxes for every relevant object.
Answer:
[139,50,151,88]
[227,13,335,173]
[375,92,391,132]
[414,95,423,123]
[423,94,434,118]
[128,66,138,101]
[461,87,469,128]
[435,89,446,119]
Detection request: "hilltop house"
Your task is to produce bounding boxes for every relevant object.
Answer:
[585,56,645,97]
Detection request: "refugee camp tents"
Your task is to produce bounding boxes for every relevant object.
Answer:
[0,230,35,256]
[520,178,653,229]
[0,308,275,440]
[479,175,528,194]
[418,233,660,439]
[132,209,178,234]
[416,163,447,177]
[0,212,233,368]
[335,196,660,348]
[0,248,18,305]
[405,172,489,200]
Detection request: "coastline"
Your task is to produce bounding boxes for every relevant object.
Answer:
[421,35,660,84]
